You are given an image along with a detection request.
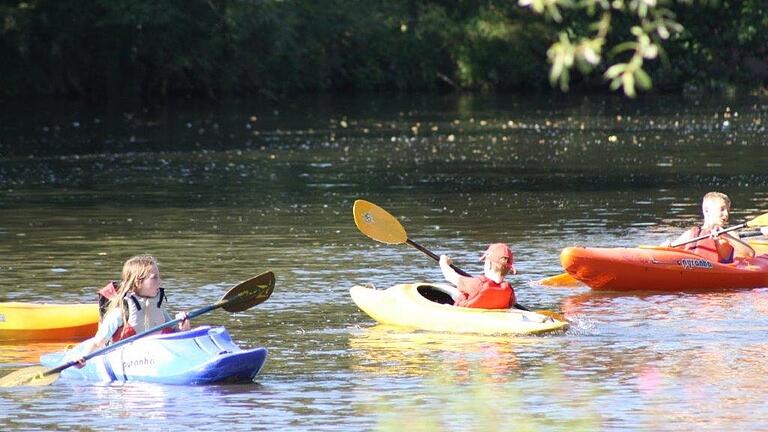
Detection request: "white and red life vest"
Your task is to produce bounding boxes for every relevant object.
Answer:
[98,282,172,343]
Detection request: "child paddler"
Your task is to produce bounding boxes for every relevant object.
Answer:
[665,192,757,263]
[439,243,516,309]
[75,255,190,367]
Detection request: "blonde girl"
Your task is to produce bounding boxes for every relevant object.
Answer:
[76,255,189,366]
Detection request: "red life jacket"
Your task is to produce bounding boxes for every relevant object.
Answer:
[685,226,734,263]
[97,282,172,343]
[456,276,515,309]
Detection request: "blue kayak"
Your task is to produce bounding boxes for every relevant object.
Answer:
[40,326,267,385]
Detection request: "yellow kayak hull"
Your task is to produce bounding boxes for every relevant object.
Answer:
[749,238,768,256]
[350,283,568,335]
[0,302,98,342]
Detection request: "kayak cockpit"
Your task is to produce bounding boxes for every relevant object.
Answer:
[416,284,458,305]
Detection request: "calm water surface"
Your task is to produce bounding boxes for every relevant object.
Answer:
[1,94,768,431]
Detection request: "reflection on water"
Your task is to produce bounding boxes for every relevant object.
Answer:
[348,325,543,379]
[356,364,602,431]
[0,342,73,366]
[346,328,603,430]
[0,381,273,430]
[2,94,768,430]
[78,383,174,422]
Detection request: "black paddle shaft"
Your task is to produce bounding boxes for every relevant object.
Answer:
[407,239,471,277]
[740,230,763,238]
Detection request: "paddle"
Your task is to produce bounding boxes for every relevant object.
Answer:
[740,230,766,239]
[538,272,581,287]
[538,212,768,286]
[0,271,275,387]
[670,214,768,247]
[352,199,565,321]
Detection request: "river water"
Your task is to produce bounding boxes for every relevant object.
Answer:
[1,93,768,431]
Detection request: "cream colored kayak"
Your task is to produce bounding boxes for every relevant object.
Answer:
[350,283,568,335]
[0,302,98,342]
[749,238,768,256]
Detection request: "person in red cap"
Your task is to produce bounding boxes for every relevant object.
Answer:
[439,243,516,309]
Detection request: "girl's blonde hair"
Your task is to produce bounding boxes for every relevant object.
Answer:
[105,255,158,337]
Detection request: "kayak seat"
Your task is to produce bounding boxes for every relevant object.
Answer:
[417,285,456,305]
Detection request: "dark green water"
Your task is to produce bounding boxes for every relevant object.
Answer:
[1,93,768,430]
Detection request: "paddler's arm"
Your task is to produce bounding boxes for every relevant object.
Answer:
[439,255,461,285]
[663,228,694,248]
[74,338,107,368]
[718,230,755,259]
[74,309,121,366]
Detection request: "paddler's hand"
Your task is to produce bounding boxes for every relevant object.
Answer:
[74,357,86,369]
[710,226,724,239]
[440,255,452,267]
[176,312,190,331]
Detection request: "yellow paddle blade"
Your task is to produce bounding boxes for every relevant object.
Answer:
[0,366,57,387]
[534,310,567,323]
[353,200,407,245]
[220,271,275,313]
[537,273,580,287]
[746,212,768,227]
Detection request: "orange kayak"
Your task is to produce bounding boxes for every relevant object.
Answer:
[560,246,768,292]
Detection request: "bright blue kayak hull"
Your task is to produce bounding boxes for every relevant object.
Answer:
[40,326,267,385]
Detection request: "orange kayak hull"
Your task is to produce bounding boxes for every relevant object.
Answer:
[560,246,768,292]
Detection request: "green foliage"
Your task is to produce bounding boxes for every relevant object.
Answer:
[0,0,765,99]
[519,0,684,96]
[453,5,552,90]
[666,0,768,91]
[519,0,768,96]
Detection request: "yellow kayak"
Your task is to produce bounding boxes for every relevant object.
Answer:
[0,302,99,342]
[349,283,568,335]
[749,238,768,256]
